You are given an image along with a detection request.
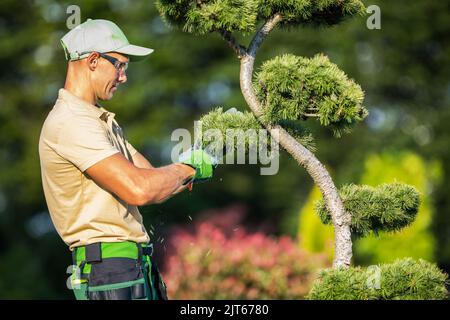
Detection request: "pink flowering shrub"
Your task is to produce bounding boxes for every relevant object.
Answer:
[161,208,329,299]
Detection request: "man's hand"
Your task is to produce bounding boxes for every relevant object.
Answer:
[178,148,217,183]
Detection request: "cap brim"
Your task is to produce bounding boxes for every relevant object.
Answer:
[114,44,154,62]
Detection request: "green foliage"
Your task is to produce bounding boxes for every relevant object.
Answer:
[163,215,330,299]
[199,107,315,154]
[354,152,439,264]
[308,265,378,300]
[255,54,367,137]
[200,107,263,154]
[156,0,365,35]
[258,0,365,27]
[379,258,448,300]
[316,183,420,237]
[156,0,259,35]
[307,258,448,300]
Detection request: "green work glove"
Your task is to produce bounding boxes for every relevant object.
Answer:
[178,147,218,183]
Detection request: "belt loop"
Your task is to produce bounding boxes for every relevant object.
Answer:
[79,260,86,275]
[137,243,143,263]
[85,242,102,263]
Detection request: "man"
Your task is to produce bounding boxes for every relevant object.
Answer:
[38,19,215,300]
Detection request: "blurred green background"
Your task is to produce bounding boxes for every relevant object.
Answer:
[0,0,448,299]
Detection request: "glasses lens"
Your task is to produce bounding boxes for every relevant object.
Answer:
[114,61,128,73]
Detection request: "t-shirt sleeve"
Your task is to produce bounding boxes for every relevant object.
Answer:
[125,139,138,157]
[55,115,120,172]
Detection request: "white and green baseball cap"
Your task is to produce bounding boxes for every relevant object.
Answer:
[61,19,153,61]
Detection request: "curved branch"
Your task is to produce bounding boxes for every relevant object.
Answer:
[248,13,283,57]
[239,14,353,268]
[241,14,283,119]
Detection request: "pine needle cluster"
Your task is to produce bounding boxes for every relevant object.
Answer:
[255,54,368,137]
[199,107,262,154]
[316,183,420,237]
[199,107,316,154]
[156,0,365,34]
[307,258,449,300]
[156,0,259,34]
[258,0,365,27]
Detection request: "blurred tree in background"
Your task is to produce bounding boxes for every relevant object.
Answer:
[0,0,448,298]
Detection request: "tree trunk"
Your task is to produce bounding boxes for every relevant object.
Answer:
[240,55,352,268]
[233,15,353,268]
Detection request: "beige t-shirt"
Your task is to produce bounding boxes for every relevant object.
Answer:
[39,88,150,250]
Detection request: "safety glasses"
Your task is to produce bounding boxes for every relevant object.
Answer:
[98,52,128,73]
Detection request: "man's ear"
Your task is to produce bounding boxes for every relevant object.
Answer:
[86,52,100,71]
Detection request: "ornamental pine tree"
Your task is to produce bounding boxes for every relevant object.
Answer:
[156,0,448,299]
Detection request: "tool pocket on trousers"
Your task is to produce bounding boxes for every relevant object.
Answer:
[87,278,146,300]
[87,258,146,300]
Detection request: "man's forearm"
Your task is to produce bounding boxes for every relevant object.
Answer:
[134,163,195,205]
[132,151,153,169]
[153,183,190,204]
